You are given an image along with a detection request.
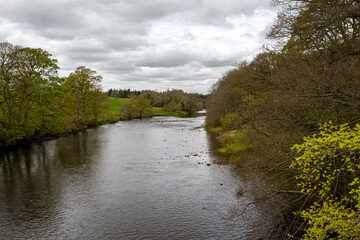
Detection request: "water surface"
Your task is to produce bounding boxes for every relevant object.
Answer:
[0,116,264,239]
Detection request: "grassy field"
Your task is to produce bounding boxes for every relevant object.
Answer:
[107,97,130,119]
[105,97,188,121]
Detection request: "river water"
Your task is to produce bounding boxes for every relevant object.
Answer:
[0,116,271,239]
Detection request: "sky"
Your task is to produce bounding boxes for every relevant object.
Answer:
[0,0,278,94]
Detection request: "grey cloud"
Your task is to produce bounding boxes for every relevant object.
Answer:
[202,59,235,68]
[1,0,271,34]
[137,51,190,68]
[102,35,149,51]
[69,53,109,63]
[184,0,272,26]
[0,0,277,93]
[0,1,83,30]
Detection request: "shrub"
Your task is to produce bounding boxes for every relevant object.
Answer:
[291,122,360,239]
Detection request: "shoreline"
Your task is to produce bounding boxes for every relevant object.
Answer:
[0,111,203,154]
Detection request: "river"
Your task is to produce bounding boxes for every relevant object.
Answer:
[0,115,274,239]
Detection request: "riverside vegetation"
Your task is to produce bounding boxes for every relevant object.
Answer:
[206,0,360,238]
[2,0,359,238]
[0,43,204,147]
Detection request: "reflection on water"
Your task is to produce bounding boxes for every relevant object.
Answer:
[0,116,267,239]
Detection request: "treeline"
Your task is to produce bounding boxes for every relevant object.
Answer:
[107,88,141,98]
[110,89,205,119]
[0,42,108,147]
[0,41,206,146]
[206,0,360,238]
[140,89,205,114]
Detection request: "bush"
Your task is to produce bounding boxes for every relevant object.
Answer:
[290,122,360,239]
[120,95,154,120]
[220,113,243,131]
[218,131,246,164]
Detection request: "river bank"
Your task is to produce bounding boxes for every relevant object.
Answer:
[0,97,194,151]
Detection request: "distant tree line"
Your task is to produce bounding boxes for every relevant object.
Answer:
[107,88,141,99]
[109,89,206,119]
[0,42,107,147]
[140,89,205,115]
[206,0,360,238]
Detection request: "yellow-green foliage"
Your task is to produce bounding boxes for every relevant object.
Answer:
[152,107,188,117]
[120,95,154,120]
[209,126,223,133]
[220,112,243,131]
[218,131,246,164]
[291,122,360,239]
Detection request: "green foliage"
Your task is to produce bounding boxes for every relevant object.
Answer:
[0,42,109,146]
[107,98,187,119]
[291,123,360,198]
[299,200,360,240]
[220,113,243,131]
[120,95,154,120]
[62,66,105,126]
[209,126,223,133]
[140,89,204,115]
[107,89,204,116]
[0,42,203,146]
[218,131,246,164]
[152,107,188,117]
[0,42,63,145]
[290,123,360,239]
[107,88,141,98]
[162,100,182,112]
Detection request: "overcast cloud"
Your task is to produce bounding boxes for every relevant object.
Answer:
[0,0,277,94]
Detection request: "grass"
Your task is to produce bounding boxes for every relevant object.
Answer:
[216,130,247,165]
[209,126,224,133]
[105,97,188,122]
[218,131,246,152]
[152,107,188,117]
[107,97,130,119]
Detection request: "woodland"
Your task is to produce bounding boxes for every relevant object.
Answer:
[0,43,107,147]
[206,0,360,238]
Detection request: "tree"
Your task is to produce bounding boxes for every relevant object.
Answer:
[269,0,360,55]
[0,42,61,144]
[62,66,105,126]
[182,94,204,115]
[162,100,182,112]
[120,95,154,120]
[205,1,360,238]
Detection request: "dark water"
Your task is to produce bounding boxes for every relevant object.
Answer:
[0,116,267,239]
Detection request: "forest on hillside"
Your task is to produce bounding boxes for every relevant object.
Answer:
[206,0,360,238]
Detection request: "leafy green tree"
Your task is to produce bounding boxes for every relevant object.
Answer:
[62,66,105,127]
[0,42,61,145]
[121,95,154,120]
[162,100,182,112]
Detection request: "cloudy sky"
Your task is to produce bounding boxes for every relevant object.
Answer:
[0,0,278,94]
